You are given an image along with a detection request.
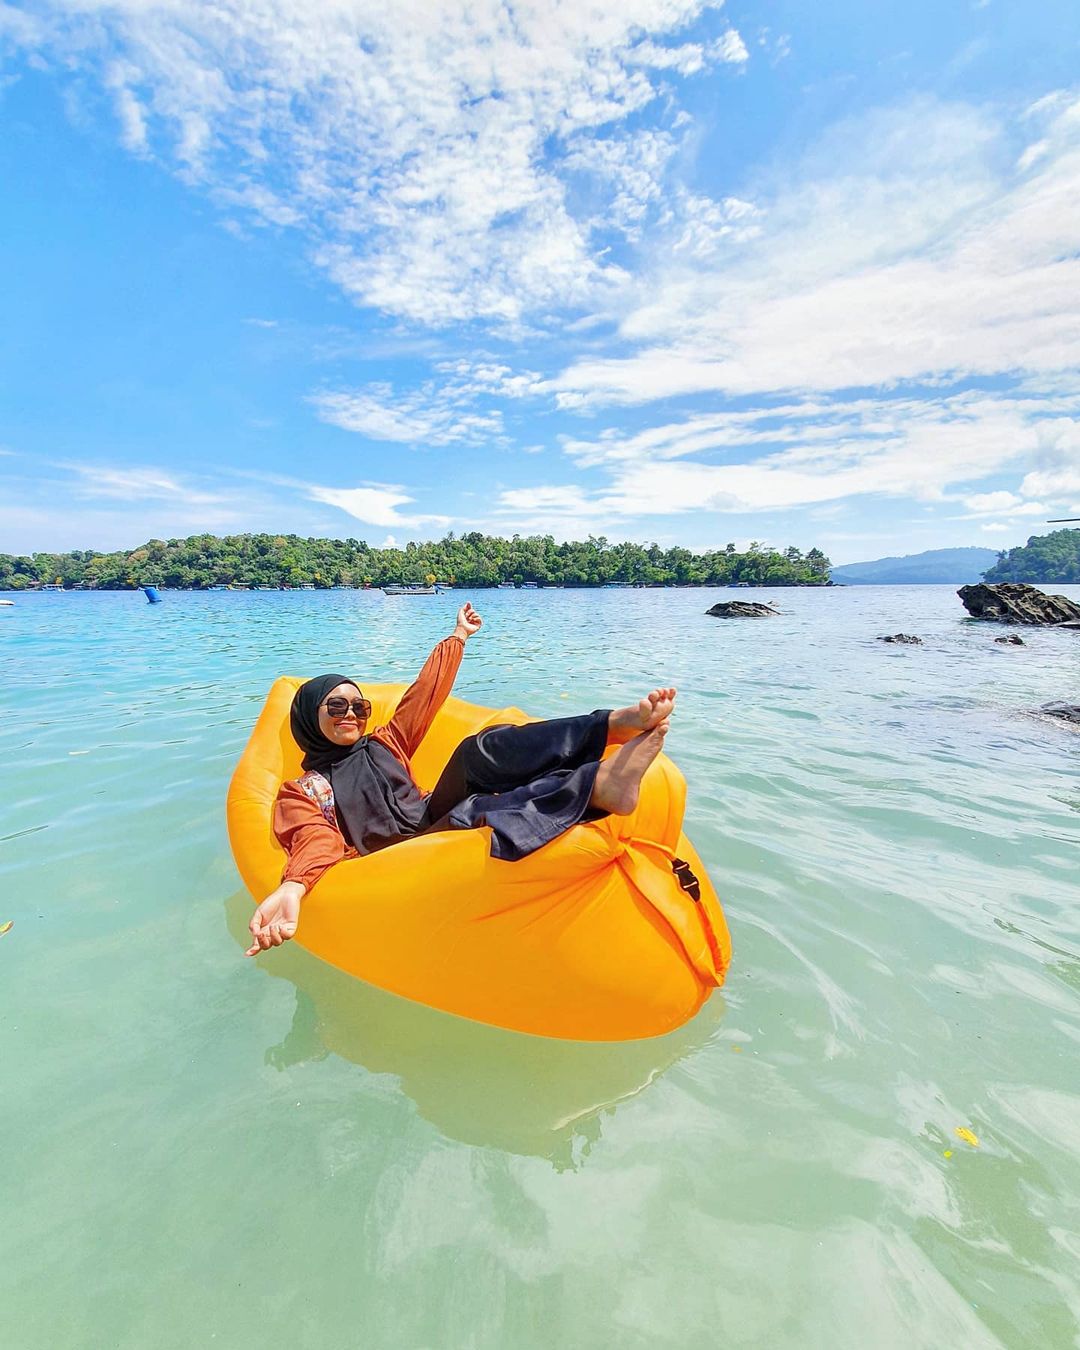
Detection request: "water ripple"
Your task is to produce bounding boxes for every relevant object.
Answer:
[1,585,1078,1348]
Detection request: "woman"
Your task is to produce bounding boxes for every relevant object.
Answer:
[246,602,675,955]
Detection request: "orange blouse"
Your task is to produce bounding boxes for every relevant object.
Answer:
[273,635,464,892]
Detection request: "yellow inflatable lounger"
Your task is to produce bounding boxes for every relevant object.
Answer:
[228,678,732,1041]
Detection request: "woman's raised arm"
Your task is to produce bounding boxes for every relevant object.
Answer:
[378,603,483,760]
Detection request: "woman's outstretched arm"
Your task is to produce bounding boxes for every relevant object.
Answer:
[245,880,304,955]
[246,782,346,955]
[377,602,483,761]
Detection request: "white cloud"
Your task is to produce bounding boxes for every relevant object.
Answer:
[497,485,593,514]
[0,2,43,44]
[16,0,748,327]
[311,360,549,445]
[312,384,504,446]
[552,93,1080,406]
[467,91,1080,534]
[626,40,709,77]
[1016,417,1080,500]
[0,461,285,551]
[433,361,545,400]
[307,483,450,530]
[961,490,1047,516]
[64,463,222,504]
[104,60,148,152]
[712,29,749,64]
[964,490,1025,513]
[0,460,458,551]
[488,484,623,539]
[669,191,761,259]
[622,32,745,76]
[228,465,455,528]
[562,129,677,236]
[502,392,1080,522]
[0,500,251,552]
[1021,468,1080,499]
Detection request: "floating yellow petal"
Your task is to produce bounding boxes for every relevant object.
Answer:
[943,1149,953,1158]
[0,920,12,937]
[954,1126,979,1147]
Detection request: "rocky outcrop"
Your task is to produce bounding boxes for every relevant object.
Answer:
[957,583,1080,626]
[1037,702,1080,726]
[879,633,922,644]
[705,601,779,618]
[994,634,1025,645]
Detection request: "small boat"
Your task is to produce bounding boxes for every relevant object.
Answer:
[382,584,436,596]
[498,582,516,590]
[0,599,14,606]
[520,582,538,589]
[42,583,65,592]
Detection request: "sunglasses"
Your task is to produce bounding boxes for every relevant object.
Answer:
[322,696,372,719]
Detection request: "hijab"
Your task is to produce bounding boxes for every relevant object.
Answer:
[289,674,429,852]
[289,673,363,773]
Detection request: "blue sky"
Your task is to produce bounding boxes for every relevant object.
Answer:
[2,0,1079,564]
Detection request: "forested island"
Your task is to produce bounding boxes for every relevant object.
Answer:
[0,531,832,590]
[982,528,1080,584]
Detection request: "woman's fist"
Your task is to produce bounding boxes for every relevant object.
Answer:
[454,602,483,638]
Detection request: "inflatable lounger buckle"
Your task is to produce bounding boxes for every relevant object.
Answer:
[671,857,701,903]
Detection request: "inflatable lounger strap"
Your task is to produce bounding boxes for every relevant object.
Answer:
[619,835,724,986]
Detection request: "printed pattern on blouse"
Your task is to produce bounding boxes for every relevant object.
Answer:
[298,771,337,828]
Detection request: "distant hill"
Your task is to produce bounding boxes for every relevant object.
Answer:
[831,546,1001,585]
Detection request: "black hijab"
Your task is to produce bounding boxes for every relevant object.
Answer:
[289,674,429,853]
[290,674,364,773]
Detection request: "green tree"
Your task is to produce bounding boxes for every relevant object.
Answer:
[982,529,1080,584]
[0,531,835,591]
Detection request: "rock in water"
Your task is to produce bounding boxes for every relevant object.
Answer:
[994,634,1025,645]
[705,601,779,618]
[1038,702,1080,726]
[879,633,923,644]
[957,583,1080,626]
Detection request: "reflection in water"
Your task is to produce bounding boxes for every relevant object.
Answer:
[225,890,725,1168]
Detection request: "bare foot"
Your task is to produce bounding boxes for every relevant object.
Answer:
[590,720,670,816]
[608,687,677,743]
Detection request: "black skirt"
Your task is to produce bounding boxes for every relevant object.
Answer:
[418,710,611,860]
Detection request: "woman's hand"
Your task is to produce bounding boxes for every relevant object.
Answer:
[245,880,305,956]
[453,601,483,640]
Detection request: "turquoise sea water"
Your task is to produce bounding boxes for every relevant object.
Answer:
[1,584,1078,1349]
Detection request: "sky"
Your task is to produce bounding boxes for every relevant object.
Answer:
[1,0,1079,565]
